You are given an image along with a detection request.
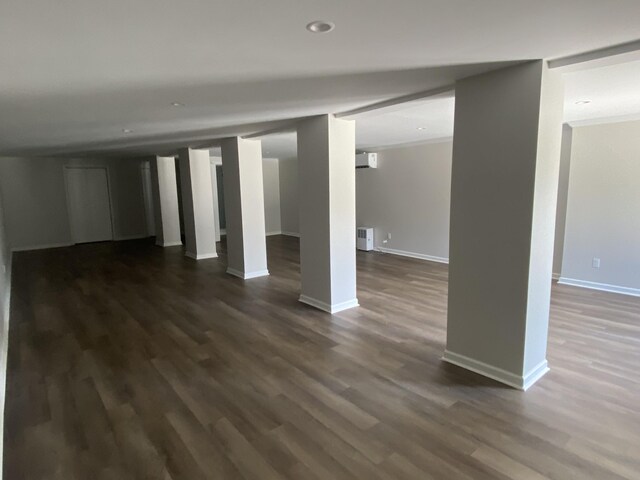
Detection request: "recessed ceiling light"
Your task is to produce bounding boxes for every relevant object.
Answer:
[122,128,133,134]
[575,100,591,105]
[417,127,427,130]
[306,21,335,34]
[171,102,184,107]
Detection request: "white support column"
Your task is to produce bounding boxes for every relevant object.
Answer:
[221,137,269,279]
[296,114,358,314]
[210,157,222,243]
[177,148,218,260]
[150,156,182,247]
[444,60,564,390]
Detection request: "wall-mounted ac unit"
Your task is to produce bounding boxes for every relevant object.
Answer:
[357,227,374,251]
[356,152,377,169]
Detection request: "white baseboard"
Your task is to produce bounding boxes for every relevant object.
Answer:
[281,231,300,238]
[266,231,282,236]
[376,246,449,264]
[227,268,269,279]
[156,241,183,247]
[552,273,561,281]
[558,277,640,297]
[0,253,13,471]
[442,350,549,391]
[11,242,73,252]
[185,251,218,260]
[113,234,150,241]
[299,295,359,314]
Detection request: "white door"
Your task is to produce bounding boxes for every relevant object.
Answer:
[65,167,114,244]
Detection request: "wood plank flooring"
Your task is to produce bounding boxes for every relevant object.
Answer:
[4,235,640,479]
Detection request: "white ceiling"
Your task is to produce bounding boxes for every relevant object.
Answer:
[1,0,640,157]
[250,58,640,159]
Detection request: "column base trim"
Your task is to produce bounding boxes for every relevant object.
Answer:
[442,350,549,391]
[156,241,183,247]
[227,268,269,279]
[185,251,218,260]
[298,295,359,314]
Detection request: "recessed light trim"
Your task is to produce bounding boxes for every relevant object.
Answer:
[417,127,427,130]
[575,100,591,105]
[306,21,335,34]
[122,128,133,134]
[171,102,184,107]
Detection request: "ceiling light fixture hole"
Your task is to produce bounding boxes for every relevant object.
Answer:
[306,21,335,34]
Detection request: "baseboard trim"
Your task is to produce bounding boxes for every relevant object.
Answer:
[558,277,640,297]
[185,251,218,260]
[11,242,74,252]
[442,350,549,391]
[281,231,300,238]
[376,247,449,265]
[227,268,269,279]
[266,231,282,236]
[298,295,359,314]
[156,241,183,247]
[113,234,151,241]
[552,273,561,281]
[1,253,13,471]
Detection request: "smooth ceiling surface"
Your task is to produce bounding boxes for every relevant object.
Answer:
[2,0,640,156]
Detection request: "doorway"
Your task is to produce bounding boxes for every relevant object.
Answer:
[64,166,114,244]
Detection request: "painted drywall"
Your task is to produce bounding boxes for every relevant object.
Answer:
[445,61,564,387]
[297,115,357,312]
[0,156,149,250]
[0,182,11,471]
[263,158,282,235]
[553,125,573,277]
[356,142,452,262]
[178,149,217,259]
[278,157,299,236]
[560,120,640,294]
[221,138,268,277]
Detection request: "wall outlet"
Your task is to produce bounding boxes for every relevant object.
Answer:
[592,257,601,269]
[387,233,391,240]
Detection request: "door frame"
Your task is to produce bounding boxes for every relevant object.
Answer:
[63,165,116,244]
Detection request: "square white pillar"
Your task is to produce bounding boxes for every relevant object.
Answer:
[150,156,182,247]
[220,137,269,279]
[444,61,564,390]
[177,148,218,260]
[297,115,358,313]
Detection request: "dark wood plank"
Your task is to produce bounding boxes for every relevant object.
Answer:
[4,236,640,479]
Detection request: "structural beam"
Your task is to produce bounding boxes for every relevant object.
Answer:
[444,60,565,390]
[178,148,218,260]
[150,156,182,247]
[221,137,269,279]
[297,114,358,313]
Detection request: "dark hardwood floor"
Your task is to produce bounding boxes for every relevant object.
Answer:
[4,235,640,479]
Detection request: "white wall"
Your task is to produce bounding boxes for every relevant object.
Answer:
[0,156,149,250]
[262,158,282,235]
[356,142,452,262]
[278,157,299,236]
[560,120,640,295]
[553,125,573,277]
[0,183,11,469]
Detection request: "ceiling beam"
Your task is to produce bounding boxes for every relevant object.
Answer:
[335,85,454,119]
[548,38,640,71]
